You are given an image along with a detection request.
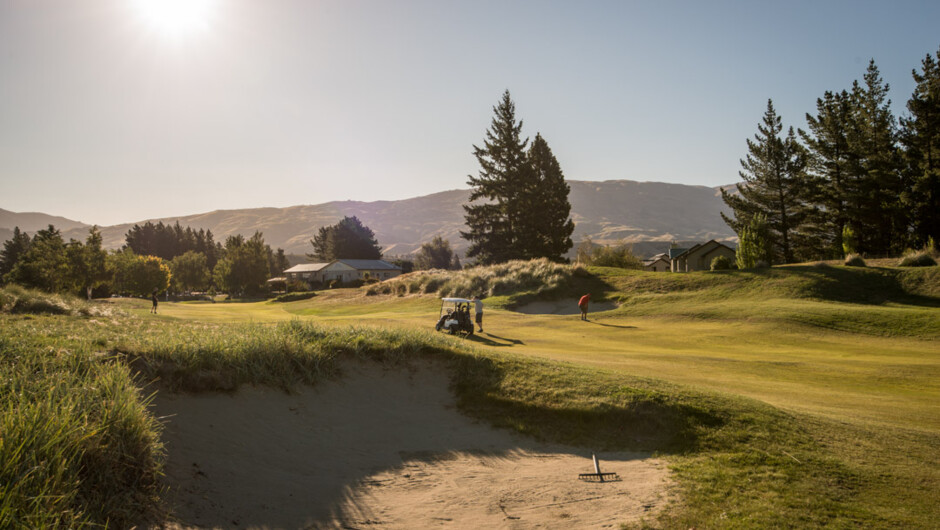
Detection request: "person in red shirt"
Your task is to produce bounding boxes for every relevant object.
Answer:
[578,293,591,321]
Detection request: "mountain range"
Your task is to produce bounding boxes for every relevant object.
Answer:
[1,180,737,259]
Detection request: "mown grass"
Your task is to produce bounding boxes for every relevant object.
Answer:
[3,261,939,528]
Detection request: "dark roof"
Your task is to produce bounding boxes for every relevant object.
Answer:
[668,248,689,259]
[670,240,735,260]
[335,259,401,271]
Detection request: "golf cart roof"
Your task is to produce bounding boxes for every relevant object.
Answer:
[441,297,472,303]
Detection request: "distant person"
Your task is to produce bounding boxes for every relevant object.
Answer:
[151,289,159,314]
[578,293,591,321]
[473,294,484,333]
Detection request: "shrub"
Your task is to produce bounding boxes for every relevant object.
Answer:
[844,254,866,267]
[898,252,937,267]
[580,242,643,269]
[273,291,317,302]
[842,225,858,256]
[710,255,732,271]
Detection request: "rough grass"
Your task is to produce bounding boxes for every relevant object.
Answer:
[898,251,938,267]
[365,258,577,300]
[0,284,116,317]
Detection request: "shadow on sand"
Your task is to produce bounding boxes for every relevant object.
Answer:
[151,360,684,528]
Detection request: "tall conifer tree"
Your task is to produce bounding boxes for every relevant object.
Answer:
[0,226,31,281]
[721,100,808,264]
[522,133,575,261]
[800,90,854,257]
[847,60,905,255]
[463,92,575,264]
[900,47,940,246]
[462,90,531,264]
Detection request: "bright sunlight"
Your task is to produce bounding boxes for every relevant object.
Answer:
[131,0,217,38]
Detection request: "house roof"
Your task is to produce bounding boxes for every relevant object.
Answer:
[284,263,330,273]
[670,240,735,260]
[643,254,670,265]
[335,259,401,271]
[668,247,689,259]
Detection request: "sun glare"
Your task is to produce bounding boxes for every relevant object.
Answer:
[131,0,218,38]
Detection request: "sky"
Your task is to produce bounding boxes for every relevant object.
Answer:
[1,0,939,226]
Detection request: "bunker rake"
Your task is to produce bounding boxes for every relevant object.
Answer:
[578,453,620,482]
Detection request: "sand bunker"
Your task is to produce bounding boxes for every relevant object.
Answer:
[152,361,672,529]
[514,300,618,315]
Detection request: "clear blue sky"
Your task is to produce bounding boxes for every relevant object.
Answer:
[1,0,938,226]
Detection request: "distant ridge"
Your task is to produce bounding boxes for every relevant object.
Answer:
[1,180,736,258]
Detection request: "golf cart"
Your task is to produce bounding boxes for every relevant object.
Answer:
[435,297,474,335]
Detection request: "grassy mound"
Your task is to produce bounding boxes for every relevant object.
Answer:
[898,251,937,267]
[0,285,115,317]
[366,258,577,300]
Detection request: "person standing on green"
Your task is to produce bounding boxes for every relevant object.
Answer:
[151,289,159,314]
[473,294,484,333]
[578,293,591,321]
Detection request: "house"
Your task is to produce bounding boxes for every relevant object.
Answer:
[283,263,331,284]
[669,240,736,272]
[320,259,402,284]
[284,259,402,287]
[643,253,671,272]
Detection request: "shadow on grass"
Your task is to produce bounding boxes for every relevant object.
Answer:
[468,333,525,347]
[754,265,940,307]
[586,320,636,329]
[449,354,725,454]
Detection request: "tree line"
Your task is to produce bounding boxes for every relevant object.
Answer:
[723,47,940,264]
[0,221,291,298]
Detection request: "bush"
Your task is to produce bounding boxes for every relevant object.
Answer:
[273,291,317,302]
[844,254,866,267]
[710,255,732,271]
[898,252,937,267]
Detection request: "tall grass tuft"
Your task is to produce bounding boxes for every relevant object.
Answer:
[898,251,937,267]
[844,253,866,267]
[365,258,577,299]
[0,326,164,528]
[0,284,116,317]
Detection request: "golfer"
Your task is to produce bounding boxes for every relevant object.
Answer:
[151,289,159,314]
[578,293,591,321]
[473,294,484,333]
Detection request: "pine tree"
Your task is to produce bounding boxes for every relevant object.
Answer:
[0,226,31,282]
[900,46,940,247]
[721,100,808,264]
[847,60,905,255]
[462,92,575,264]
[462,90,532,264]
[522,133,575,261]
[800,90,854,257]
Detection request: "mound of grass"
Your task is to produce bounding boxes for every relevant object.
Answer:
[366,258,578,300]
[844,253,866,267]
[0,284,106,316]
[898,251,937,267]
